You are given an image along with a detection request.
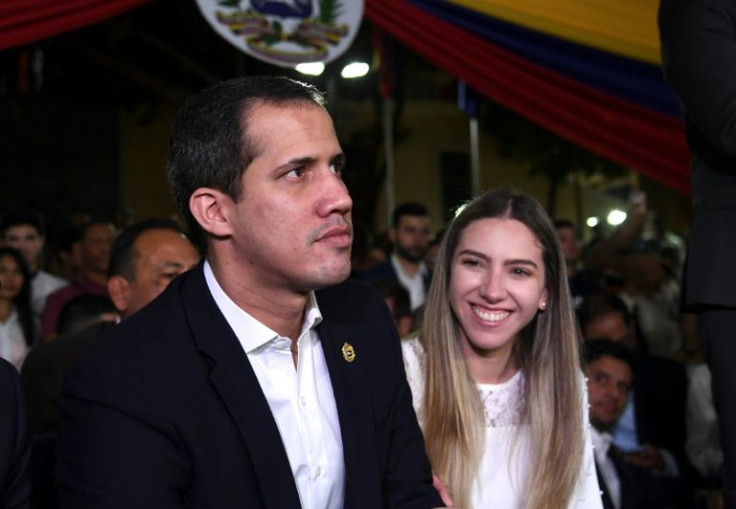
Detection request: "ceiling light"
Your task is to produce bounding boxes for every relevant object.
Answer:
[295,62,325,76]
[341,62,369,79]
[606,209,627,226]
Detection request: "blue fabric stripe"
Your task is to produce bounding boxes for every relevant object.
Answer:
[410,0,681,118]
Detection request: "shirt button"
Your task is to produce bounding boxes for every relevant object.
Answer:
[299,396,307,407]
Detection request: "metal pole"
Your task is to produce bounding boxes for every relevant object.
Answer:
[469,116,481,196]
[383,96,395,230]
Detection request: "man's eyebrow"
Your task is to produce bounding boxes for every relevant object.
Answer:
[276,156,317,170]
[155,261,187,269]
[331,153,346,165]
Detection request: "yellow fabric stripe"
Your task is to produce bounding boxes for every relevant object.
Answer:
[449,0,661,64]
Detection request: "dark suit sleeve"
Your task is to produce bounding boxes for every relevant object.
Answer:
[659,0,736,157]
[55,359,190,509]
[21,346,64,436]
[0,359,31,509]
[372,294,443,509]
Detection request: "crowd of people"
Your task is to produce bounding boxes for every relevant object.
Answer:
[0,16,732,503]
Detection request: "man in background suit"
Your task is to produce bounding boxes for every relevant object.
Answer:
[56,76,443,508]
[579,293,690,480]
[660,0,736,504]
[585,339,683,509]
[22,219,199,436]
[0,356,30,508]
[356,202,433,311]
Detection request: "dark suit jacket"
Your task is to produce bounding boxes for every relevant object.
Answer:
[0,358,31,508]
[55,266,442,508]
[354,261,432,296]
[633,352,690,474]
[21,321,116,436]
[596,451,684,509]
[659,0,736,308]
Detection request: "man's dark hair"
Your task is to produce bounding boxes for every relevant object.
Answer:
[577,291,633,329]
[57,227,83,253]
[553,219,576,231]
[1,209,46,237]
[583,338,636,375]
[80,218,115,241]
[108,218,190,280]
[167,75,327,246]
[57,294,117,336]
[391,203,429,229]
[374,279,411,320]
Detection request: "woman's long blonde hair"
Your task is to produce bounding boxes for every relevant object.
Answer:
[421,189,583,509]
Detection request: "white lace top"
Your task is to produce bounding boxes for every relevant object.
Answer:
[402,337,602,509]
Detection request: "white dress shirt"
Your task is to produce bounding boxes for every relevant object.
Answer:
[0,307,30,371]
[204,261,345,509]
[31,270,67,317]
[591,428,621,509]
[390,254,428,311]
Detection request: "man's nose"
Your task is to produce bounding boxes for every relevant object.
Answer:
[318,170,352,217]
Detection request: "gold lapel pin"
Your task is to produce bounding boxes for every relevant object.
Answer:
[342,342,356,363]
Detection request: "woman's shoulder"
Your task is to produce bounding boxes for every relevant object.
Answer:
[400,336,426,417]
[401,336,425,376]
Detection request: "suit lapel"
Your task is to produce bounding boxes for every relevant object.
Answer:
[633,354,651,442]
[317,317,382,508]
[594,459,615,509]
[181,267,301,508]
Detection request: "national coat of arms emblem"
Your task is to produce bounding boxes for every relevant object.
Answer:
[196,0,364,68]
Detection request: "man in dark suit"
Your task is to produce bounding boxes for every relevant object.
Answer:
[0,357,30,508]
[56,76,444,508]
[659,0,736,504]
[355,203,432,311]
[22,219,199,436]
[585,340,683,509]
[579,293,690,481]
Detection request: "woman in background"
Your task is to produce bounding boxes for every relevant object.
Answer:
[0,247,35,370]
[402,189,601,508]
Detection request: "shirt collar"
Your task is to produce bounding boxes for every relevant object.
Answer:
[0,306,19,326]
[390,253,428,279]
[590,427,614,459]
[203,260,323,354]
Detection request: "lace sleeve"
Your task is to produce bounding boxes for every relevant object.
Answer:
[401,337,427,428]
[572,372,604,508]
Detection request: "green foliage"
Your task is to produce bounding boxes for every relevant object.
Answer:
[217,0,241,7]
[476,99,627,214]
[479,100,624,181]
[320,0,345,24]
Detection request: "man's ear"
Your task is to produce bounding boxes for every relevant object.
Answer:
[189,188,234,238]
[108,275,131,315]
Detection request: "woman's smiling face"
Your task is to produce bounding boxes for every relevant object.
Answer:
[449,217,548,364]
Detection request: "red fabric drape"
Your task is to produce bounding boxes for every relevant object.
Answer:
[365,0,691,193]
[0,0,691,192]
[0,0,152,51]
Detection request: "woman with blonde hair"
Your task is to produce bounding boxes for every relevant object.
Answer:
[402,189,601,508]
